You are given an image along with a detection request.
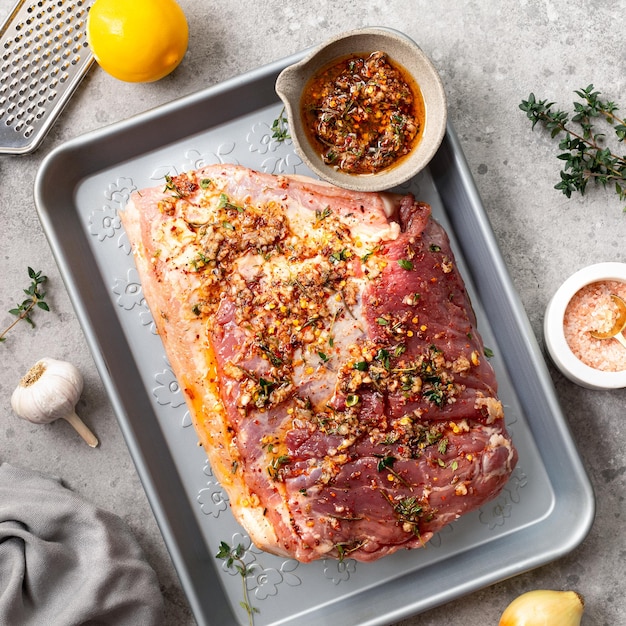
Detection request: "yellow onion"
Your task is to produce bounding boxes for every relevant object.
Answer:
[499,589,584,626]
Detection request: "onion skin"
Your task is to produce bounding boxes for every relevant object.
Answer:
[499,590,584,626]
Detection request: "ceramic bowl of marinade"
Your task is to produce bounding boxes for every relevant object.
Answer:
[275,27,448,192]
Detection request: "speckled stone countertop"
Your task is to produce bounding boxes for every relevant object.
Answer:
[1,1,624,625]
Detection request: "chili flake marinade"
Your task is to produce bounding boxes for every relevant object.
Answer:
[301,51,425,175]
[121,163,517,563]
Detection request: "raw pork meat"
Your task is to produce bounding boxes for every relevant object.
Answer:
[121,164,517,562]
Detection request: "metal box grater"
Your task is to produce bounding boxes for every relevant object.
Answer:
[0,0,94,154]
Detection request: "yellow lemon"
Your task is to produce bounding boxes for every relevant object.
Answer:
[87,0,189,83]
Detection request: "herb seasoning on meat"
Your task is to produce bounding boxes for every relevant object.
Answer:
[301,51,425,174]
[122,163,517,563]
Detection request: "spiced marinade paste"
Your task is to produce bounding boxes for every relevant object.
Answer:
[301,51,426,175]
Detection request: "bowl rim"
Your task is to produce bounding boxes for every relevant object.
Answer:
[544,261,626,389]
[275,27,448,192]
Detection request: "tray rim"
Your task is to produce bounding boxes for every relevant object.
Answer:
[34,46,595,626]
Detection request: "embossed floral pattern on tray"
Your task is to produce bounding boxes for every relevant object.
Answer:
[81,104,529,625]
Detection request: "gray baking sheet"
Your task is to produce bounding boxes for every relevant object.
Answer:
[35,47,594,626]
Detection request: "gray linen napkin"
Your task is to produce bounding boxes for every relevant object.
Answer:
[0,463,165,626]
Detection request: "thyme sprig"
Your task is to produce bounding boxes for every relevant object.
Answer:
[271,107,290,142]
[380,491,424,537]
[163,174,185,198]
[375,453,412,488]
[335,540,364,562]
[0,267,50,343]
[520,85,626,208]
[216,541,258,625]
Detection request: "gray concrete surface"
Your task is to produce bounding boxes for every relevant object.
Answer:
[1,1,624,625]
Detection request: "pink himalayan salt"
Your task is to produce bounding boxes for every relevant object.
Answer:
[563,280,626,372]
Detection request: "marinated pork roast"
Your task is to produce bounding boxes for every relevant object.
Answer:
[121,164,517,563]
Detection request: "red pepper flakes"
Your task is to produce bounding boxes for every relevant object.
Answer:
[301,51,425,175]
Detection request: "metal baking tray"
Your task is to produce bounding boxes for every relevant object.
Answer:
[34,46,595,626]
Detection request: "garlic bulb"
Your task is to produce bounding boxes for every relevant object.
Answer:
[11,357,99,448]
[499,589,584,626]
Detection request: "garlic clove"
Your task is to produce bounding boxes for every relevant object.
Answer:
[11,357,99,448]
[499,589,585,626]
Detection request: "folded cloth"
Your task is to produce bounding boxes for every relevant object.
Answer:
[0,463,165,626]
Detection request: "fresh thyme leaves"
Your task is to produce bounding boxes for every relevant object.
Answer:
[380,492,424,536]
[217,192,245,212]
[256,376,289,408]
[215,542,258,625]
[520,85,626,208]
[437,437,449,455]
[255,339,284,366]
[397,258,414,271]
[376,454,396,472]
[267,454,291,480]
[329,248,350,264]
[190,251,211,272]
[361,244,381,262]
[315,205,332,223]
[271,107,290,142]
[164,174,184,198]
[375,347,391,370]
[0,268,50,343]
[318,350,329,363]
[395,496,423,521]
[335,540,364,561]
[374,453,412,487]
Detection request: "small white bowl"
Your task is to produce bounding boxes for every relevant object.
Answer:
[275,27,447,192]
[544,262,626,390]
